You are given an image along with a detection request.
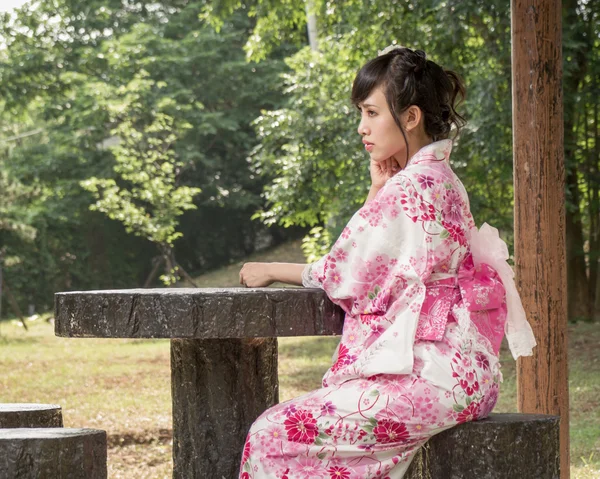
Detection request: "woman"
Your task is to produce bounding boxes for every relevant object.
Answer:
[238,46,536,479]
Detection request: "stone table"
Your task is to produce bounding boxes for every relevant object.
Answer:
[55,288,343,478]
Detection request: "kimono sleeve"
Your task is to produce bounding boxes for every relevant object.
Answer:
[301,256,328,289]
[306,173,437,375]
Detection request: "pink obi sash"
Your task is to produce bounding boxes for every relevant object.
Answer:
[415,254,508,353]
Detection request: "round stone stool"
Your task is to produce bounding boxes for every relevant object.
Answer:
[0,428,107,479]
[0,403,63,428]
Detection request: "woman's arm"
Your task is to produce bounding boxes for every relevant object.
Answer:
[365,185,382,204]
[239,262,306,288]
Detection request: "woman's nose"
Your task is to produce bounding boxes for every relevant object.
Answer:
[357,118,369,136]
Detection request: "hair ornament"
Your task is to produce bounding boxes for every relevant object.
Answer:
[378,43,404,57]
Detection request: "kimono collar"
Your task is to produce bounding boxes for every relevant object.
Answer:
[406,139,453,167]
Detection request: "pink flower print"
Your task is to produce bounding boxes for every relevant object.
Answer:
[282,404,297,417]
[321,401,337,416]
[441,220,467,245]
[460,370,480,396]
[369,324,385,338]
[284,409,319,444]
[265,425,285,441]
[407,421,429,437]
[373,419,410,444]
[379,379,404,396]
[374,263,390,277]
[327,466,351,479]
[327,268,342,285]
[331,344,349,372]
[360,314,377,325]
[479,369,494,389]
[442,188,463,224]
[457,401,480,423]
[461,356,473,368]
[431,183,446,205]
[420,203,437,222]
[475,352,490,371]
[341,227,351,239]
[292,456,326,479]
[371,288,390,313]
[241,437,251,465]
[359,202,383,227]
[417,174,435,190]
[333,248,348,262]
[399,187,422,222]
[479,384,499,418]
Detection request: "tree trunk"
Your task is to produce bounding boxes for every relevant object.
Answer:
[562,0,593,321]
[565,168,592,321]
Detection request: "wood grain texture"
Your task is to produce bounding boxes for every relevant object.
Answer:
[511,0,569,476]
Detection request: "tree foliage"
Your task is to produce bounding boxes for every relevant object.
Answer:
[0,0,290,311]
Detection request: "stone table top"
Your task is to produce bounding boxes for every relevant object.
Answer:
[55,288,344,339]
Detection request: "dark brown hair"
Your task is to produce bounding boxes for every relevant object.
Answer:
[351,47,466,157]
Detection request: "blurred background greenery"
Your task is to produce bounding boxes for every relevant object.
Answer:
[1,0,599,323]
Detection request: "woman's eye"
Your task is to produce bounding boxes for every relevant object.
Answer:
[367,110,376,117]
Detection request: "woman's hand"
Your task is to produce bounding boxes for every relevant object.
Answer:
[370,157,401,189]
[239,262,274,288]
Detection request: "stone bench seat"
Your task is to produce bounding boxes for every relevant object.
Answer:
[0,403,63,429]
[0,428,107,479]
[406,413,559,478]
[55,288,561,478]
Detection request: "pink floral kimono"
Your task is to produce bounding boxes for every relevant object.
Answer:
[239,140,535,479]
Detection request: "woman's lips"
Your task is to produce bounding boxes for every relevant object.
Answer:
[364,142,374,152]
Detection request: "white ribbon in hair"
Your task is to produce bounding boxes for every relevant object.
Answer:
[378,43,403,56]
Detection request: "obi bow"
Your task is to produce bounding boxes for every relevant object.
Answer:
[469,223,537,359]
[417,254,506,351]
[417,224,536,360]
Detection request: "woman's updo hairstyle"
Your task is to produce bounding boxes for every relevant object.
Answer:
[351,46,466,143]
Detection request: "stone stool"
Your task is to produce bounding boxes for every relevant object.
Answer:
[0,428,107,479]
[406,413,560,478]
[0,403,63,428]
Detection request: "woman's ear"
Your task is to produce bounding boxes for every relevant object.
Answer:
[403,105,424,133]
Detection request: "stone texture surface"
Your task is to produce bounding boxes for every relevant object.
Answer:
[171,338,278,479]
[405,413,560,478]
[0,404,63,428]
[0,428,107,479]
[55,288,344,339]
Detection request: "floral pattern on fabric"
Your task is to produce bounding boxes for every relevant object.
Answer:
[240,140,507,479]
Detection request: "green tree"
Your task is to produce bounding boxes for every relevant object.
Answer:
[82,105,201,285]
[0,1,290,309]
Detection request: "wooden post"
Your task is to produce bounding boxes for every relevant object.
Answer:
[511,0,569,477]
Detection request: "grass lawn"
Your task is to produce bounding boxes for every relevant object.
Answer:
[0,239,598,478]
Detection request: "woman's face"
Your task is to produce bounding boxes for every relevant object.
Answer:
[356,86,406,164]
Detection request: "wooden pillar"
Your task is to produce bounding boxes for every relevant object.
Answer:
[511,0,569,477]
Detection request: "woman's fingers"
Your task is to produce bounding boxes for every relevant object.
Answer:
[239,265,247,286]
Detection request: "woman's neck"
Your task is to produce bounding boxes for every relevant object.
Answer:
[401,133,434,168]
